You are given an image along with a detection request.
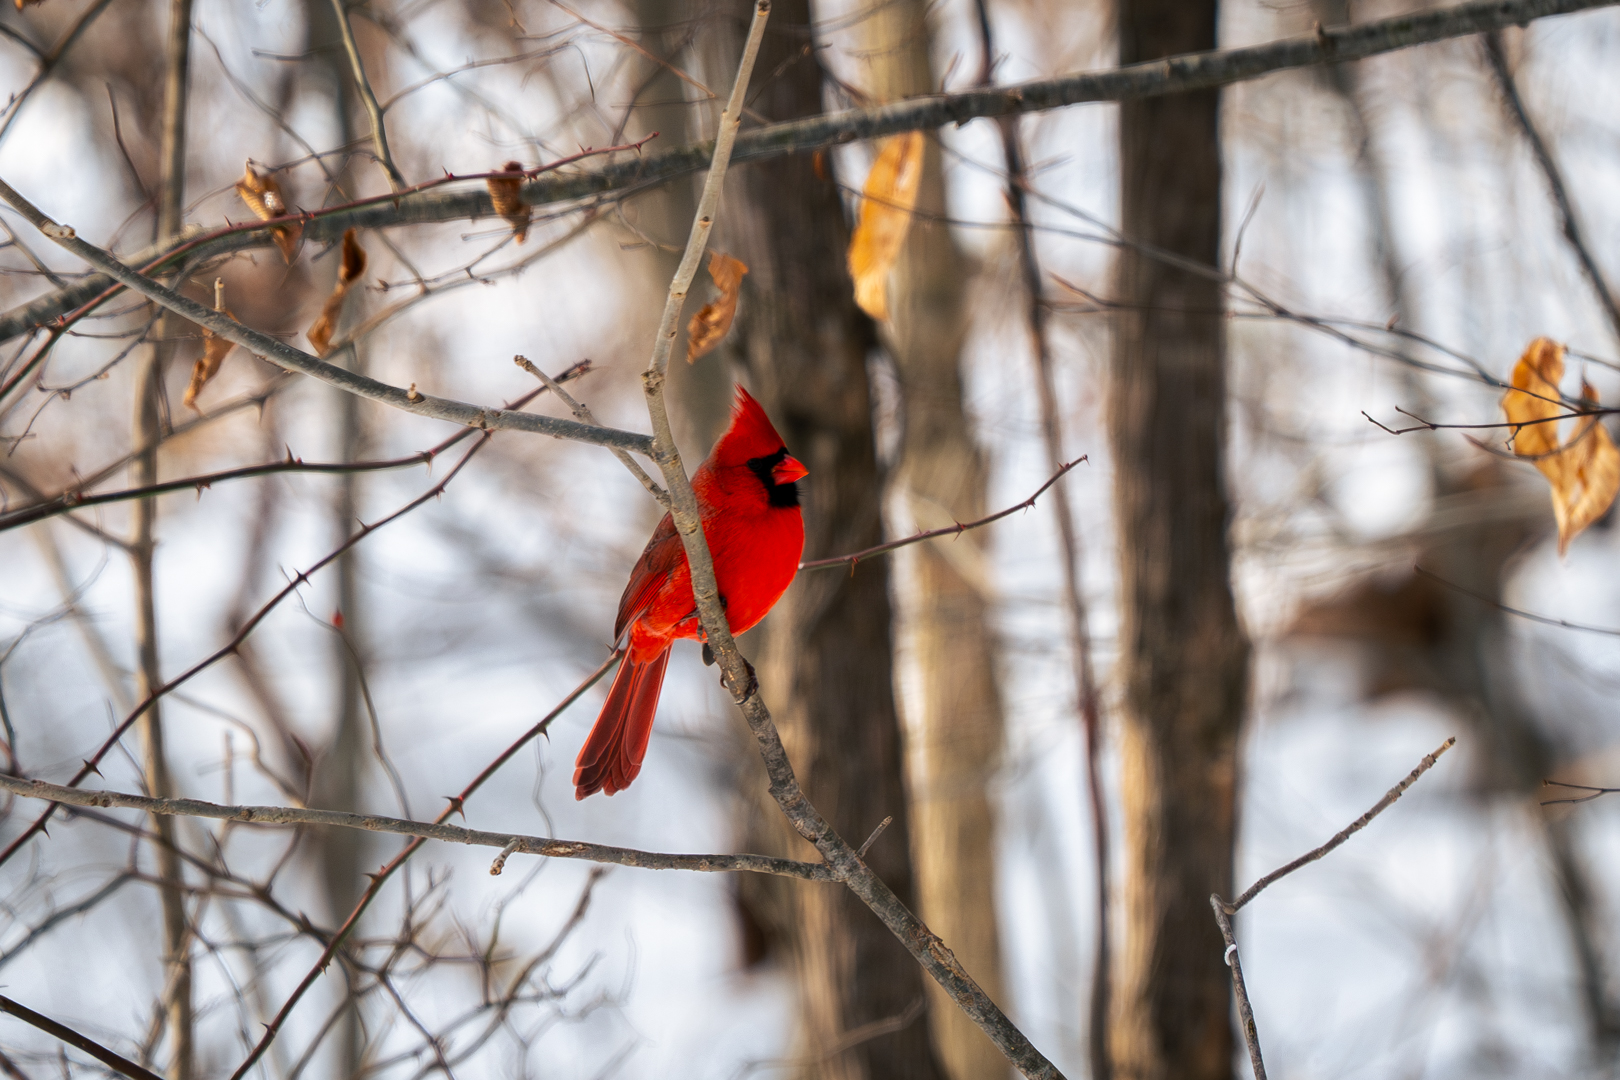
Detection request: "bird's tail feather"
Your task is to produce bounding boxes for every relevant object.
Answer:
[573,647,671,799]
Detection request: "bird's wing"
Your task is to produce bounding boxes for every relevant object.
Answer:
[614,511,686,641]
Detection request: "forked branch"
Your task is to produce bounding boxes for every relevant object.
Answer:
[1212,737,1457,1080]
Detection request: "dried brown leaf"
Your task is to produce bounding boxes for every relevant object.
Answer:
[235,162,302,263]
[1502,337,1620,554]
[487,161,530,243]
[306,229,368,358]
[686,252,748,362]
[847,131,925,321]
[183,314,236,411]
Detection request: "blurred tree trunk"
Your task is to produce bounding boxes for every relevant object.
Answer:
[134,1,195,1075]
[855,4,1010,1078]
[1109,1,1248,1078]
[630,0,731,449]
[712,3,944,1077]
[306,2,367,1073]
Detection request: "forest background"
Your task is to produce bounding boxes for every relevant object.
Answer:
[1,0,1619,1078]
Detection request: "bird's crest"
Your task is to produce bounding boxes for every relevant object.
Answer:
[710,385,788,466]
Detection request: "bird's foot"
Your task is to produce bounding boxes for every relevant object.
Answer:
[702,642,715,666]
[721,656,758,699]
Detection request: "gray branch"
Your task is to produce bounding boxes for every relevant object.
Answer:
[0,774,834,881]
[2,0,1613,346]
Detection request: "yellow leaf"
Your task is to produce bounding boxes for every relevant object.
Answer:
[306,229,367,358]
[686,252,748,363]
[847,131,925,321]
[1502,337,1620,554]
[487,161,530,243]
[235,162,302,263]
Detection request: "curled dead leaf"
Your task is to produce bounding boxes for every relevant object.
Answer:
[686,252,748,363]
[1502,336,1620,555]
[306,229,368,358]
[184,319,237,411]
[487,161,530,243]
[183,279,235,411]
[235,162,302,263]
[847,131,925,321]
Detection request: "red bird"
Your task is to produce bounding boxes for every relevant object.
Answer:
[574,386,807,799]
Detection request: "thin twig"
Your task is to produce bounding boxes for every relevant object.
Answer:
[0,775,835,880]
[331,0,405,190]
[1542,780,1620,806]
[856,816,893,859]
[1225,737,1457,913]
[799,457,1085,570]
[0,995,165,1080]
[0,363,589,533]
[1414,566,1620,637]
[513,356,668,506]
[1209,901,1267,1080]
[1484,31,1620,345]
[1210,737,1457,1080]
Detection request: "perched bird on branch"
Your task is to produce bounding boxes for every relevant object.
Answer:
[574,387,807,799]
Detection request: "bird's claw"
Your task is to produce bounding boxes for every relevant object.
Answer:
[702,642,715,666]
[721,656,758,699]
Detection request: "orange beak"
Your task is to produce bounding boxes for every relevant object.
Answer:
[773,455,808,485]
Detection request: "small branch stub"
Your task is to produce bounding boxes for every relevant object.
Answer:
[490,839,521,875]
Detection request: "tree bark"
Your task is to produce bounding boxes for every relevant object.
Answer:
[1109,1,1248,1078]
[631,0,731,451]
[714,4,945,1077]
[855,4,1011,1077]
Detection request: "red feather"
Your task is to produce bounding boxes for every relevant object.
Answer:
[574,387,806,799]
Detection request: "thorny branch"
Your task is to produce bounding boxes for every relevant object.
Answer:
[1211,737,1458,1080]
[0,362,590,533]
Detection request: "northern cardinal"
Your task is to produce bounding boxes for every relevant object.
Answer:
[574,386,807,799]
